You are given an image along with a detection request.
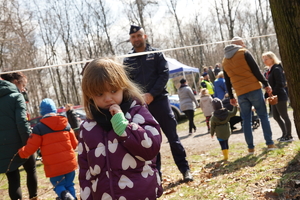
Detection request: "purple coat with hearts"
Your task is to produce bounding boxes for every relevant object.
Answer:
[78,100,163,200]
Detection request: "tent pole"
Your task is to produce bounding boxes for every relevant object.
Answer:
[192,72,198,95]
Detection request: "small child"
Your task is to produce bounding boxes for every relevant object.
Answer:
[199,88,214,132]
[19,98,78,200]
[79,58,163,200]
[210,98,237,161]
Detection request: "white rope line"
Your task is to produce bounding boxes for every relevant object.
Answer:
[0,34,276,75]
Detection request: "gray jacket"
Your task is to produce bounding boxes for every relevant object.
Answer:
[178,85,199,111]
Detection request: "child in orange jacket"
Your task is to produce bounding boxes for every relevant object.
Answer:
[19,98,78,200]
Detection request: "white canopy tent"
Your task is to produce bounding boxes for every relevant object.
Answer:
[166,57,200,94]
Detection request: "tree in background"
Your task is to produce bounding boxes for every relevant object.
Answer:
[269,0,300,138]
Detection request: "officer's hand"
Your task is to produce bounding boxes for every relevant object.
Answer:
[143,93,154,105]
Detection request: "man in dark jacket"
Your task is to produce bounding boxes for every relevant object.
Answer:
[123,25,193,182]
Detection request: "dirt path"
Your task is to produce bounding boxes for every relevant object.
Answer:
[160,110,297,156]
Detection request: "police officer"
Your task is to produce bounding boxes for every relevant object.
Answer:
[123,25,193,182]
[201,72,215,97]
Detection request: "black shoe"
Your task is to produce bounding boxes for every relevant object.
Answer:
[279,137,294,142]
[61,190,75,200]
[277,136,284,141]
[182,170,193,182]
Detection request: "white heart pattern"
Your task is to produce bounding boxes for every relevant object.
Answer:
[130,100,137,108]
[118,175,134,189]
[95,142,106,157]
[91,178,99,192]
[132,114,145,124]
[156,172,161,185]
[80,187,91,200]
[141,163,154,178]
[131,123,138,131]
[85,169,91,180]
[141,132,153,148]
[135,155,145,161]
[122,153,137,170]
[108,139,118,153]
[101,192,112,200]
[79,130,83,138]
[145,125,160,136]
[119,196,127,200]
[77,143,83,155]
[84,142,90,152]
[125,112,131,119]
[89,164,101,176]
[83,121,97,131]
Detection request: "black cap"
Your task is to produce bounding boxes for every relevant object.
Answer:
[129,25,142,35]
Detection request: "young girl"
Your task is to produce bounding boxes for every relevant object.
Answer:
[210,98,237,161]
[79,58,163,200]
[199,88,214,132]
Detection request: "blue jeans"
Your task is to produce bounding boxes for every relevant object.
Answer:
[238,89,274,149]
[50,171,76,198]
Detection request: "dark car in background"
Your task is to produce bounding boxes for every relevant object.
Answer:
[29,106,86,128]
[29,116,42,128]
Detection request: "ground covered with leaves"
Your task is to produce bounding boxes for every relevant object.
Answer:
[0,110,299,199]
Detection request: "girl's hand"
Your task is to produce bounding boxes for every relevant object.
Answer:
[109,104,122,116]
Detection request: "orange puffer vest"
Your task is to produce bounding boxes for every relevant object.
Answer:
[223,49,261,96]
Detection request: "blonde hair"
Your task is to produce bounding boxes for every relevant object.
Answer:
[81,57,145,119]
[200,88,209,96]
[262,51,281,65]
[217,71,224,78]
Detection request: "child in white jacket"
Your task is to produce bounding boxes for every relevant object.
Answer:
[199,89,214,132]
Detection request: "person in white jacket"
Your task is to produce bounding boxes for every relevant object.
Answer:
[178,78,199,134]
[199,88,214,132]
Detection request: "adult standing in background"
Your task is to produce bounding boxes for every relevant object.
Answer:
[222,36,275,154]
[178,78,199,135]
[214,63,221,76]
[65,103,80,138]
[0,72,38,200]
[262,51,293,142]
[123,25,193,182]
[208,66,216,83]
[213,71,227,100]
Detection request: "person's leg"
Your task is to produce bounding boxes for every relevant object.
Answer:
[238,93,254,149]
[206,116,211,130]
[250,89,274,146]
[275,101,292,138]
[183,110,192,133]
[6,169,22,200]
[155,152,161,179]
[149,97,190,175]
[272,103,286,138]
[22,155,38,199]
[218,139,228,160]
[64,171,76,198]
[218,140,227,150]
[50,175,67,198]
[183,110,195,133]
[230,116,242,129]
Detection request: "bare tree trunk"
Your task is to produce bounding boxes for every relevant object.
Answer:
[269,0,300,138]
